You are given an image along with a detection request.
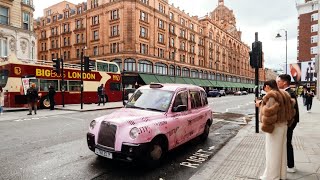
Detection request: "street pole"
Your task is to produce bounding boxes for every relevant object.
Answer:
[122,70,125,106]
[254,32,260,133]
[215,62,217,86]
[60,55,65,107]
[285,30,288,74]
[80,51,83,109]
[174,48,176,83]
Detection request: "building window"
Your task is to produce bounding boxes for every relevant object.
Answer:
[64,11,69,19]
[140,43,148,54]
[200,28,203,34]
[63,24,69,32]
[181,42,185,50]
[77,6,82,14]
[0,38,7,57]
[124,59,136,72]
[190,45,195,53]
[92,0,99,8]
[140,0,149,5]
[180,29,185,38]
[169,12,174,20]
[169,65,174,76]
[93,46,99,56]
[158,48,164,58]
[158,3,165,13]
[93,30,99,40]
[138,60,152,73]
[170,51,175,60]
[158,33,164,43]
[170,38,174,47]
[76,20,82,29]
[111,9,119,20]
[140,11,148,22]
[190,34,195,42]
[190,23,194,30]
[154,63,167,75]
[311,24,318,32]
[92,15,99,25]
[22,12,30,30]
[191,70,198,78]
[158,19,164,29]
[76,34,80,43]
[311,13,318,21]
[169,24,175,34]
[182,68,190,77]
[140,26,148,38]
[311,35,318,43]
[110,42,119,53]
[311,46,318,54]
[76,49,80,58]
[180,18,185,26]
[111,25,119,36]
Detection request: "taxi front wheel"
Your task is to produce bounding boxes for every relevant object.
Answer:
[144,137,167,167]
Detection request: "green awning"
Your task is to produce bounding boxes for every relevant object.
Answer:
[139,74,159,84]
[228,82,237,88]
[202,79,214,87]
[209,80,220,87]
[155,75,173,83]
[191,78,204,86]
[183,78,196,85]
[169,76,187,84]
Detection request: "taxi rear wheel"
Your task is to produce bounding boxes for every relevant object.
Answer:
[200,122,210,141]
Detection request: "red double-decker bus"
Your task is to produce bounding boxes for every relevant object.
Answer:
[0,55,122,108]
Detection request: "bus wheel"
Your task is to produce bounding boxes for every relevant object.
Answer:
[104,95,108,103]
[40,97,50,109]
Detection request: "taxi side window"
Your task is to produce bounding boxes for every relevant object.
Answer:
[190,91,202,109]
[201,90,208,106]
[173,91,188,110]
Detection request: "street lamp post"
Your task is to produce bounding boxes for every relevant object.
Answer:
[276,29,288,74]
[215,60,220,86]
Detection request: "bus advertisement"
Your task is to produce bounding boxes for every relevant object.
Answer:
[0,55,122,108]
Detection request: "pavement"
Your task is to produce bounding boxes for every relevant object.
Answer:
[190,97,320,180]
[0,102,124,121]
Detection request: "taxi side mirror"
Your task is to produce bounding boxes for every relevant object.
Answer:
[173,105,187,112]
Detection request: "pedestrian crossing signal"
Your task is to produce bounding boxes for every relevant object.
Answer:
[84,56,95,72]
[52,58,61,73]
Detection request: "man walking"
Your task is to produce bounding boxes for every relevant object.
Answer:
[277,74,300,173]
[97,84,105,106]
[27,83,39,115]
[48,85,56,110]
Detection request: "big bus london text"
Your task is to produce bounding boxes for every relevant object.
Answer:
[0,56,122,108]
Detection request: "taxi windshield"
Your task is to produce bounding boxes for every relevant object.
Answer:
[126,89,174,112]
[0,69,9,87]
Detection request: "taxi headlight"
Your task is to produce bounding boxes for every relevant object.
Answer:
[129,127,139,139]
[90,120,96,130]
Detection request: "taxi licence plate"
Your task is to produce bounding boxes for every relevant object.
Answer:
[95,148,113,159]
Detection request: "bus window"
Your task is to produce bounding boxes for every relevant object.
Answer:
[39,79,58,91]
[109,64,118,73]
[97,62,108,72]
[0,70,8,87]
[110,82,121,91]
[69,81,81,92]
[60,80,67,91]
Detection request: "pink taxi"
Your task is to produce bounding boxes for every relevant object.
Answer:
[87,83,212,164]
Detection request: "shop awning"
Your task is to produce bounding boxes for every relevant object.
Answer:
[191,78,204,86]
[139,74,159,84]
[169,76,187,84]
[183,78,196,85]
[155,75,173,83]
[202,79,214,87]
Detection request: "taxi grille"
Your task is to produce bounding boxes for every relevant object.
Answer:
[97,122,117,148]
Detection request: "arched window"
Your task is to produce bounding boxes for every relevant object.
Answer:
[124,58,136,72]
[176,66,181,76]
[203,71,208,79]
[138,60,152,73]
[169,65,175,76]
[182,67,190,77]
[208,72,212,80]
[111,59,122,72]
[191,69,198,78]
[217,73,221,81]
[154,62,168,75]
[199,70,203,79]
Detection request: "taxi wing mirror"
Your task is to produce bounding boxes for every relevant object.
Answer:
[173,105,187,112]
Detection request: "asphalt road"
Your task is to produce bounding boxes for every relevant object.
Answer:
[0,94,255,180]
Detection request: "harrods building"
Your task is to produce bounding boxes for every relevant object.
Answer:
[35,0,265,90]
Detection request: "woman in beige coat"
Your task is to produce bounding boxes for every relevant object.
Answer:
[256,80,295,180]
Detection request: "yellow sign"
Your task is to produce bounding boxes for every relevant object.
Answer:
[14,67,21,75]
[113,75,121,81]
[35,69,96,80]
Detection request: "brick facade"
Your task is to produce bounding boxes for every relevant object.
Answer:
[35,0,265,87]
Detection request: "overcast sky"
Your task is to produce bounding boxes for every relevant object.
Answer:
[34,0,299,70]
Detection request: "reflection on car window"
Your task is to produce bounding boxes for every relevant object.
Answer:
[201,91,208,105]
[127,89,174,112]
[173,91,188,110]
[190,91,202,109]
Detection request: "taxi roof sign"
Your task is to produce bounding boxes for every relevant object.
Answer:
[150,83,163,88]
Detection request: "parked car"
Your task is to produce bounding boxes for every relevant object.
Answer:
[207,89,221,97]
[87,83,213,165]
[225,90,235,95]
[241,91,248,95]
[234,91,242,96]
[219,90,226,96]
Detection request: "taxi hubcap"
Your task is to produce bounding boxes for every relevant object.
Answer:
[150,145,162,160]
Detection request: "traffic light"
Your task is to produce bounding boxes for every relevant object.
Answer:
[52,58,61,73]
[84,56,95,72]
[249,41,263,68]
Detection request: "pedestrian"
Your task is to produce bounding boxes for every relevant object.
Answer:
[0,86,4,115]
[301,87,307,106]
[48,85,56,110]
[305,88,314,112]
[256,80,296,180]
[97,84,105,106]
[277,74,300,173]
[27,83,39,115]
